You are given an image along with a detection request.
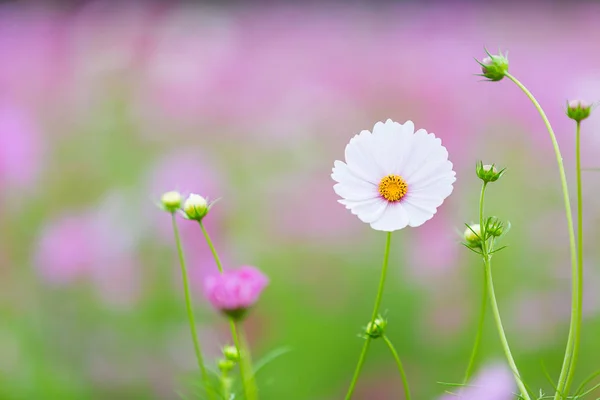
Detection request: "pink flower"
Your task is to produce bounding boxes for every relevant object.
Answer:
[439,363,515,400]
[204,266,269,319]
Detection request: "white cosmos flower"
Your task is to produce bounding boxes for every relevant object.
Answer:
[332,119,455,232]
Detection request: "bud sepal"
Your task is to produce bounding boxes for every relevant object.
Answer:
[475,48,509,82]
[476,161,505,183]
[566,100,594,122]
[363,316,387,339]
[181,194,220,221]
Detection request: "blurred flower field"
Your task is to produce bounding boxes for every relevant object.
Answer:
[1,1,600,399]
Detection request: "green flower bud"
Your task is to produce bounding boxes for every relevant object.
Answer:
[218,358,236,373]
[478,50,509,81]
[485,216,504,238]
[463,224,482,249]
[183,193,209,221]
[476,161,505,183]
[222,345,240,362]
[365,316,387,339]
[566,100,593,122]
[160,191,182,213]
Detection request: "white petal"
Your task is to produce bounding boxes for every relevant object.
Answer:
[400,129,449,181]
[370,203,409,232]
[344,130,384,183]
[371,119,415,174]
[340,198,388,223]
[333,182,378,202]
[332,160,378,201]
[402,198,437,227]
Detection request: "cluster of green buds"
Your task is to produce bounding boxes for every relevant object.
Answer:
[464,162,509,250]
[476,49,509,82]
[364,316,387,339]
[159,190,216,222]
[476,161,505,184]
[218,345,241,373]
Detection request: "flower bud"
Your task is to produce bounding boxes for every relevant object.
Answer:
[478,50,509,81]
[464,224,482,249]
[566,100,593,122]
[223,345,240,362]
[365,316,387,339]
[183,193,209,221]
[485,216,504,238]
[218,358,236,373]
[476,161,505,183]
[160,191,182,213]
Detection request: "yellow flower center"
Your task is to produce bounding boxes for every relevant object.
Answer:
[378,174,408,202]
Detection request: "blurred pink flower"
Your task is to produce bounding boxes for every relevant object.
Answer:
[33,191,142,306]
[0,102,44,192]
[204,266,269,317]
[439,363,515,400]
[34,212,96,285]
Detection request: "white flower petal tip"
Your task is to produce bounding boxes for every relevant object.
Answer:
[332,119,455,232]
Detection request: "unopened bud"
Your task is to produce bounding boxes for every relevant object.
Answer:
[183,194,209,221]
[566,100,593,122]
[464,224,482,249]
[477,50,509,81]
[476,161,505,183]
[222,345,240,362]
[365,316,387,339]
[218,358,236,373]
[485,216,505,238]
[160,191,182,213]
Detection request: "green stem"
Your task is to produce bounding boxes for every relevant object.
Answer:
[171,214,213,399]
[230,320,257,400]
[569,120,584,393]
[199,221,257,399]
[200,221,224,273]
[221,373,232,400]
[463,268,488,383]
[345,232,393,400]
[478,183,531,400]
[505,73,578,400]
[484,256,531,400]
[382,335,412,400]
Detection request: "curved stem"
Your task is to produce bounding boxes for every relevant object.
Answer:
[345,231,393,400]
[463,269,488,383]
[478,183,530,400]
[485,257,531,400]
[382,335,412,400]
[199,221,224,273]
[505,72,578,400]
[171,214,213,399]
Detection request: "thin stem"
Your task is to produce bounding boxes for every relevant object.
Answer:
[221,374,232,400]
[200,221,224,273]
[382,335,412,400]
[199,221,256,399]
[345,232,393,400]
[569,120,584,393]
[171,214,213,399]
[229,320,257,400]
[463,269,488,383]
[478,183,530,400]
[484,257,531,400]
[505,72,578,400]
